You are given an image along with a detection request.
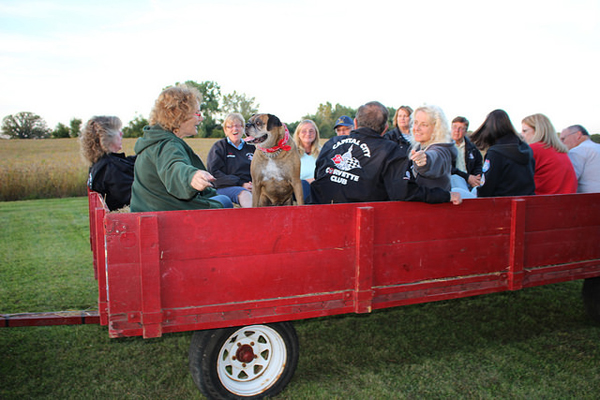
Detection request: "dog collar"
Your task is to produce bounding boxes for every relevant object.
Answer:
[257,124,292,154]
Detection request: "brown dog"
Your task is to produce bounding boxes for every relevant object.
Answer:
[244,114,304,207]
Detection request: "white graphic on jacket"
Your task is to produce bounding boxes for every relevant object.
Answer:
[326,145,361,185]
[331,145,362,171]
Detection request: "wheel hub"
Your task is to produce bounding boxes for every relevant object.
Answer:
[235,343,255,364]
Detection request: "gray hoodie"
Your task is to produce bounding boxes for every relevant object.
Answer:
[412,142,458,191]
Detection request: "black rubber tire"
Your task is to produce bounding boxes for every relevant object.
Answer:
[189,322,299,399]
[582,277,600,323]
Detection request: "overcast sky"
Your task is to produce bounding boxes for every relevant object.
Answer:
[1,0,599,134]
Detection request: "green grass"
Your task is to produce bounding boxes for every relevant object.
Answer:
[1,198,599,399]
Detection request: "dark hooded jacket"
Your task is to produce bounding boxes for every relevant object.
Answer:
[477,134,535,197]
[130,125,223,212]
[411,142,457,191]
[383,127,412,155]
[88,152,136,211]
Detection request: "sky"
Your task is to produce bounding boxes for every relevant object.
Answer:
[1,0,599,134]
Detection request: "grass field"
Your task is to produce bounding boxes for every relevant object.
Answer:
[1,197,599,399]
[0,138,220,201]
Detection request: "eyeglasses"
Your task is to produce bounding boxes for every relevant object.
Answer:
[560,131,576,142]
[225,124,243,130]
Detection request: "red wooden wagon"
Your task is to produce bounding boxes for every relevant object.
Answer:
[4,192,600,399]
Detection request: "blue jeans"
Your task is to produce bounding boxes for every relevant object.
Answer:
[211,194,234,208]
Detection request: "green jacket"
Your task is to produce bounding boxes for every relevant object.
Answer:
[130,125,223,212]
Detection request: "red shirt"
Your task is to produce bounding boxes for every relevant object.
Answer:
[530,142,577,195]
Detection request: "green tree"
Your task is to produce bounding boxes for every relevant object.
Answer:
[177,80,222,138]
[1,112,50,139]
[386,106,396,129]
[122,114,148,138]
[52,122,70,138]
[302,102,357,138]
[69,118,82,138]
[221,91,259,121]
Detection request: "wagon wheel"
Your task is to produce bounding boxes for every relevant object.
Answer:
[582,277,600,323]
[189,322,299,400]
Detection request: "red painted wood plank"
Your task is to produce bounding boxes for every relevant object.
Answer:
[354,207,374,313]
[508,199,526,290]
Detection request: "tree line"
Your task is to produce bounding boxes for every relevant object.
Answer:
[2,80,400,140]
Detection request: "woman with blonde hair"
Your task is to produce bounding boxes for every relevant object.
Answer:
[521,113,577,194]
[130,84,232,211]
[80,115,135,211]
[409,105,457,191]
[293,119,321,183]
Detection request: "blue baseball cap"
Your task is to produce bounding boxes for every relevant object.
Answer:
[334,115,353,129]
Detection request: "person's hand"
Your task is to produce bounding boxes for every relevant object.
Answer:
[242,181,253,191]
[449,191,463,205]
[468,174,482,187]
[410,149,427,167]
[190,170,216,191]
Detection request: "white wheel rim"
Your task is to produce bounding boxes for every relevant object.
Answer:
[217,325,287,396]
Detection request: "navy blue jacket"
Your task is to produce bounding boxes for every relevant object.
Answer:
[206,138,255,188]
[477,135,535,197]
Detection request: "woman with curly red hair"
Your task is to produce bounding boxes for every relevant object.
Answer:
[130,84,232,211]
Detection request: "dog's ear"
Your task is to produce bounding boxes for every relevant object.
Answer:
[266,114,282,131]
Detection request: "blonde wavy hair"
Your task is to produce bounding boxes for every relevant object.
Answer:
[411,105,451,149]
[79,116,123,165]
[293,120,320,157]
[522,113,567,153]
[150,84,202,132]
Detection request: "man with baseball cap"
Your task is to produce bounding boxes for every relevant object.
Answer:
[334,115,354,136]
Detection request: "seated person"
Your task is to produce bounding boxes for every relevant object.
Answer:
[470,109,535,197]
[130,85,233,212]
[384,105,413,154]
[79,115,135,211]
[450,116,483,191]
[521,114,577,195]
[561,124,600,193]
[409,105,457,192]
[292,119,321,202]
[310,101,461,205]
[207,113,255,207]
[334,115,354,136]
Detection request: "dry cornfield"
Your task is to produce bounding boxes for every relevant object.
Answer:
[0,138,220,201]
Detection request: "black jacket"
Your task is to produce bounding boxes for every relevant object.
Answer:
[310,128,450,204]
[383,127,412,154]
[451,136,483,184]
[206,138,255,188]
[477,135,535,197]
[88,153,136,211]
